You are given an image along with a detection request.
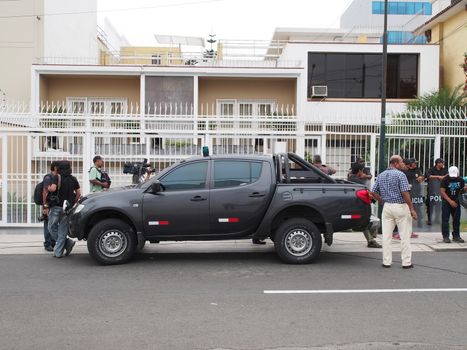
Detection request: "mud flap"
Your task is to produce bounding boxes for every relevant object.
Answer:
[324,222,333,246]
[136,232,145,250]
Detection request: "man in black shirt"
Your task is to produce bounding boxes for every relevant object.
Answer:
[425,158,448,225]
[48,160,81,258]
[440,166,466,243]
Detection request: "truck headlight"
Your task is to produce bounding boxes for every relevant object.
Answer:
[74,204,85,214]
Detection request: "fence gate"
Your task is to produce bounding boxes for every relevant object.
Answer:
[0,134,5,224]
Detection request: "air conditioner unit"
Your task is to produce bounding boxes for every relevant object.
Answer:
[312,85,328,97]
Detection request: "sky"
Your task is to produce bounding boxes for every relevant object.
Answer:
[97,0,354,46]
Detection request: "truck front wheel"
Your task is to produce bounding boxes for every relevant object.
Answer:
[87,218,136,265]
[274,218,322,264]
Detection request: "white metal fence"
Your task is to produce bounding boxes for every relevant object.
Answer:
[1,105,466,226]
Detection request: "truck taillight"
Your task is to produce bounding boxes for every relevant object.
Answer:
[356,189,371,205]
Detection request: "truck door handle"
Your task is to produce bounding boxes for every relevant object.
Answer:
[190,196,207,201]
[249,192,265,198]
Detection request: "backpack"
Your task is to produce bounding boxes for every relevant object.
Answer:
[34,174,52,205]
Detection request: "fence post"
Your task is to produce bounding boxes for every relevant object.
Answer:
[83,113,93,194]
[321,122,327,163]
[1,134,7,224]
[296,118,305,158]
[370,133,377,186]
[434,135,441,161]
[26,135,32,224]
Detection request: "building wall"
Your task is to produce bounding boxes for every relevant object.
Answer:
[145,76,194,112]
[279,42,439,123]
[0,0,44,102]
[41,75,140,105]
[436,10,467,89]
[198,78,297,112]
[120,47,182,65]
[43,0,98,62]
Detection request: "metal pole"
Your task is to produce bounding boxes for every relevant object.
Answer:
[378,0,389,176]
[378,0,389,223]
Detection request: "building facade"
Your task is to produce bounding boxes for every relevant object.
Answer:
[414,0,467,90]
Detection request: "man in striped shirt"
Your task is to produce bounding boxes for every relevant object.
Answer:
[371,155,418,269]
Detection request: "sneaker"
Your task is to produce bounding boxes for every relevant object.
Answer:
[442,237,451,243]
[402,264,414,269]
[410,233,419,238]
[392,233,401,240]
[452,237,465,243]
[427,220,432,226]
[367,240,382,248]
[382,264,391,268]
[65,240,76,256]
[44,246,54,252]
[53,254,63,258]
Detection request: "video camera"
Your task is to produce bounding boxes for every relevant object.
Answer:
[123,158,156,184]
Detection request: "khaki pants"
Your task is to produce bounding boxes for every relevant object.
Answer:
[382,203,412,266]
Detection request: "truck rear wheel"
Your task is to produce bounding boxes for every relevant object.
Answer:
[274,218,322,264]
[87,218,136,265]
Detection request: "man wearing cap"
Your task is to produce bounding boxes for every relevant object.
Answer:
[425,158,448,225]
[440,166,466,243]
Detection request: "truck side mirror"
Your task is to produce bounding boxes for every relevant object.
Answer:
[151,181,162,194]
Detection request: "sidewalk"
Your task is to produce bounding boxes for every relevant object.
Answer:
[0,228,466,255]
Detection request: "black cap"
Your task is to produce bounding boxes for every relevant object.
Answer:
[435,158,444,164]
[403,158,417,165]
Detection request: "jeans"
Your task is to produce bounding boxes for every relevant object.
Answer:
[441,201,461,238]
[48,207,72,257]
[43,218,55,248]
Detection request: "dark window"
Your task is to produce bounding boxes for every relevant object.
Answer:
[161,161,208,191]
[214,161,262,188]
[308,52,418,99]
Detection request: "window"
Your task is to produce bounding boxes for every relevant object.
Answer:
[214,161,262,188]
[371,1,432,15]
[66,97,128,114]
[151,54,161,65]
[216,100,276,116]
[161,162,208,191]
[384,31,427,44]
[307,53,418,99]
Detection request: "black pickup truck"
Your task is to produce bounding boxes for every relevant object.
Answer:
[68,153,371,265]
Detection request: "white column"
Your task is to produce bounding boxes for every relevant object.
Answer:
[1,135,7,224]
[193,75,199,147]
[370,133,377,187]
[26,136,32,224]
[30,68,40,113]
[434,135,441,160]
[320,122,327,163]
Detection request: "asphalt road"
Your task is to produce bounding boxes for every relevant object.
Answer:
[1,249,467,350]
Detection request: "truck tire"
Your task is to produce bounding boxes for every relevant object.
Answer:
[87,218,136,265]
[273,218,322,264]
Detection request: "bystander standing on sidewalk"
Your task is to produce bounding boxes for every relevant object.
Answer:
[41,161,60,251]
[440,166,466,243]
[370,155,417,269]
[89,155,110,193]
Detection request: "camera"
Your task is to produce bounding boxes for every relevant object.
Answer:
[123,158,155,176]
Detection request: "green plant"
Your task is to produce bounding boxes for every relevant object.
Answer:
[407,86,466,110]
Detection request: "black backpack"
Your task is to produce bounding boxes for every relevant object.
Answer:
[34,174,52,205]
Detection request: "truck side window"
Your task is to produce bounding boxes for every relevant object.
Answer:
[214,161,262,189]
[161,161,208,191]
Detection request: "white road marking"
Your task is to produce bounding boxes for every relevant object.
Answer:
[264,288,467,294]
